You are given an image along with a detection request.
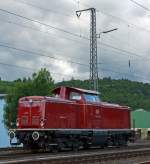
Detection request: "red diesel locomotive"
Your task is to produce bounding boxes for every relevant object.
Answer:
[9,86,132,151]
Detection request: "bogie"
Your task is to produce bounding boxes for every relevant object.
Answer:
[13,129,131,151]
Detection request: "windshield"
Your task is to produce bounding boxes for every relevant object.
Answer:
[84,94,100,103]
[69,92,81,100]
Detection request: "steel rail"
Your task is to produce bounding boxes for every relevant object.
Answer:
[134,162,150,164]
[0,147,23,151]
[1,145,150,164]
[1,148,150,164]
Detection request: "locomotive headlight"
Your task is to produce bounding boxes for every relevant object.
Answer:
[32,131,39,141]
[40,119,44,127]
[9,131,15,139]
[40,121,44,127]
[16,122,19,127]
[16,119,19,127]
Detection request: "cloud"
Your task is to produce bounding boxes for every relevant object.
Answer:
[0,0,150,83]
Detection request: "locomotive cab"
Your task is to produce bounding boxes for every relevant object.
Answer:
[52,86,101,103]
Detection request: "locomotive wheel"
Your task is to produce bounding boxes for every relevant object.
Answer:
[72,142,80,152]
[52,147,59,153]
[118,137,127,146]
[114,136,127,147]
[49,145,59,153]
[83,143,89,150]
[107,139,113,147]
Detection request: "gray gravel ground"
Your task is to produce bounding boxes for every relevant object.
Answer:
[91,156,150,164]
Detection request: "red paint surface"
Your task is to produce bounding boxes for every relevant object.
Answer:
[17,87,131,129]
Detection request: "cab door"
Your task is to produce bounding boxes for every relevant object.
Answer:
[86,103,101,128]
[83,94,101,129]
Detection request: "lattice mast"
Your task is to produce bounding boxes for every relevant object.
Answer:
[76,8,98,91]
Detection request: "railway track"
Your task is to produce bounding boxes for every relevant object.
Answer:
[1,147,150,164]
[0,147,23,151]
[0,147,29,154]
[0,147,32,160]
[0,141,150,164]
[136,162,150,164]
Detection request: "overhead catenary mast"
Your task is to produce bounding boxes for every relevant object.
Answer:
[76,8,98,91]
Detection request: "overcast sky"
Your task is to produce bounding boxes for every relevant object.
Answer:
[0,0,150,83]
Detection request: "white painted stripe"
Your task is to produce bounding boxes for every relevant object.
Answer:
[9,128,131,132]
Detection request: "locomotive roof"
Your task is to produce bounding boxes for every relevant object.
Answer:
[52,86,100,95]
[101,102,131,110]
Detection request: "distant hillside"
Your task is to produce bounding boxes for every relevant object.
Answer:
[57,77,150,110]
[1,77,150,110]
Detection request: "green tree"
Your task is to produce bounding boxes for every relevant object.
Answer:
[3,68,54,129]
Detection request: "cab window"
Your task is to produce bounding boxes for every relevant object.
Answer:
[69,92,81,100]
[84,94,100,103]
